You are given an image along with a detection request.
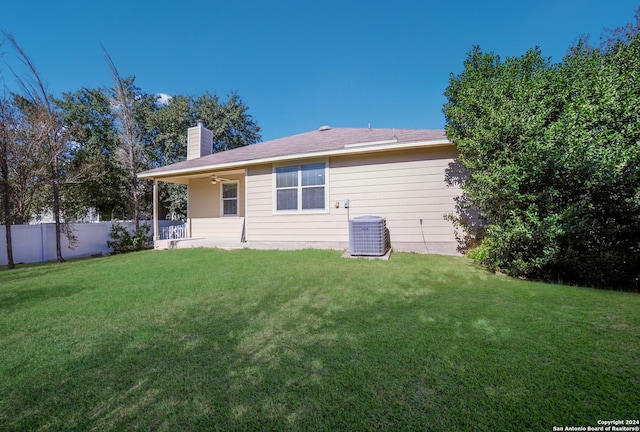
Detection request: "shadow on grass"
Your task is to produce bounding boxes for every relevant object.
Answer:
[0,256,126,311]
[0,265,91,311]
[0,261,67,281]
[0,284,92,313]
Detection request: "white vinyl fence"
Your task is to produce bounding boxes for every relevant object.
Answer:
[0,221,183,266]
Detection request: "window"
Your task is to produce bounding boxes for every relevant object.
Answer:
[222,182,238,216]
[275,163,326,212]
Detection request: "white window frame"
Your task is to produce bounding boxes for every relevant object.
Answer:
[220,180,239,217]
[272,160,329,214]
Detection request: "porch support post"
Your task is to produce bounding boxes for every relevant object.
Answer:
[243,168,248,242]
[153,178,159,242]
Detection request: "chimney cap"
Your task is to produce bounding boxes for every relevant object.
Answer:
[196,119,205,127]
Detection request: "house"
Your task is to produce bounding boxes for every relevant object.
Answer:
[137,122,462,255]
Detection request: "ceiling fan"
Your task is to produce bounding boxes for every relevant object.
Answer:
[210,174,230,184]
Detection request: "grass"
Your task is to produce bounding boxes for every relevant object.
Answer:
[0,248,638,431]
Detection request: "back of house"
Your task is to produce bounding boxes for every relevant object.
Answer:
[138,124,462,255]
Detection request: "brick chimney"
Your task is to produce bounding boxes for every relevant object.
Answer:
[187,120,212,160]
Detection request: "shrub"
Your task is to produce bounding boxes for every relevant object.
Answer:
[107,223,151,254]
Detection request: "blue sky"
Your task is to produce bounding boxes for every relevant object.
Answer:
[1,1,636,141]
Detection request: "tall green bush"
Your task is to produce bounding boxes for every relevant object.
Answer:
[444,22,640,290]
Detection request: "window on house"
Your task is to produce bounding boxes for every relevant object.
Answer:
[222,182,238,216]
[275,163,326,212]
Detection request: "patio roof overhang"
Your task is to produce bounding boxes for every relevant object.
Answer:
[148,168,246,185]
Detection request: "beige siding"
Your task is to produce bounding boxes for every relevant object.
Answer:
[190,217,244,240]
[189,178,220,218]
[245,146,461,250]
[187,174,245,239]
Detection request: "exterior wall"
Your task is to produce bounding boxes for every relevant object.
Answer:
[245,145,461,253]
[187,173,245,240]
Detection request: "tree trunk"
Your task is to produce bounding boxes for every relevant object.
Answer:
[51,155,65,262]
[0,107,15,269]
[132,174,140,232]
[1,163,14,269]
[3,222,14,269]
[129,144,140,232]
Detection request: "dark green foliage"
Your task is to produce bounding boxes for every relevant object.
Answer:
[106,222,151,254]
[58,88,128,220]
[444,18,640,290]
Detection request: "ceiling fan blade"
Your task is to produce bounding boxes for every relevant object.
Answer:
[211,174,231,183]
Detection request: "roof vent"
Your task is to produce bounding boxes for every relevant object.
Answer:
[318,125,331,131]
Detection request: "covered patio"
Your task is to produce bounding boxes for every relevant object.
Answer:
[150,167,247,250]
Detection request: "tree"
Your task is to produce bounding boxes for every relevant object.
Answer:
[5,95,48,225]
[443,16,640,290]
[103,48,149,231]
[4,32,71,262]
[194,92,261,153]
[148,92,261,166]
[57,87,128,220]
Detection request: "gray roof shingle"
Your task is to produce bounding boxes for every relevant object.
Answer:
[139,127,448,178]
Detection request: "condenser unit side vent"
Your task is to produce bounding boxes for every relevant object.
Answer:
[349,215,389,256]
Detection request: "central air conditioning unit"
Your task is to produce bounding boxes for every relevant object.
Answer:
[349,215,390,256]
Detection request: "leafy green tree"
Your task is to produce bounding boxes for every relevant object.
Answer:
[148,92,261,166]
[194,92,261,153]
[58,87,127,220]
[444,18,640,290]
[146,95,192,220]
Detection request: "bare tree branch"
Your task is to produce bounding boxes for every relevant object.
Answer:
[102,45,145,230]
[3,31,70,262]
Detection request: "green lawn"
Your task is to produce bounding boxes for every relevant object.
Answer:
[1,249,638,431]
